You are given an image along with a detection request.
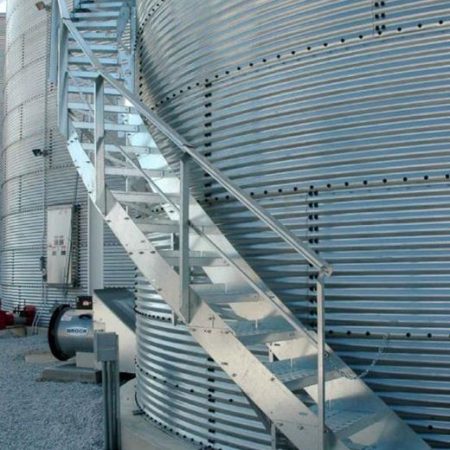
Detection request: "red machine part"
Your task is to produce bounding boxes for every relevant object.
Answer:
[0,305,36,329]
[0,310,14,330]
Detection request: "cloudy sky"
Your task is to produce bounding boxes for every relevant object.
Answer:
[0,1,5,13]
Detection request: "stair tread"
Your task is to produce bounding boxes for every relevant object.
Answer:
[112,190,179,204]
[266,354,346,389]
[191,283,261,304]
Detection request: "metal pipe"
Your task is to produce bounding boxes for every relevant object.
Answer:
[95,332,121,450]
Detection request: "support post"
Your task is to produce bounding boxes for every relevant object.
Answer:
[179,155,191,322]
[88,198,104,294]
[95,332,121,450]
[94,76,106,214]
[317,273,326,450]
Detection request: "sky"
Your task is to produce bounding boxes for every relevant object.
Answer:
[0,1,5,13]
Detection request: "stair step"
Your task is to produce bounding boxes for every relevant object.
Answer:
[192,284,261,305]
[79,1,123,12]
[81,0,123,4]
[112,190,179,205]
[72,121,139,132]
[105,167,172,178]
[75,20,118,29]
[160,250,228,268]
[224,314,299,345]
[82,143,152,155]
[266,354,344,391]
[68,85,121,96]
[136,219,179,234]
[68,32,117,40]
[68,102,132,113]
[317,408,384,441]
[72,11,121,19]
[69,55,118,65]
[69,43,118,53]
[68,70,122,80]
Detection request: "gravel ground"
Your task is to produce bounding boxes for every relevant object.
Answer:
[0,333,103,450]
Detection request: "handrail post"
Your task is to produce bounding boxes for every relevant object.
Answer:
[49,0,60,84]
[179,155,191,322]
[317,272,327,450]
[57,23,69,137]
[94,76,106,214]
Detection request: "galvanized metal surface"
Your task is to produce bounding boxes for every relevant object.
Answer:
[55,1,430,448]
[136,1,450,448]
[0,0,134,324]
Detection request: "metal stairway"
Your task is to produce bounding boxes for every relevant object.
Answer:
[51,1,430,449]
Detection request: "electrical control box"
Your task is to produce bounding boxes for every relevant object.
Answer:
[47,205,78,286]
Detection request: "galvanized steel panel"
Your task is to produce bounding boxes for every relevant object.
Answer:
[1,0,134,324]
[136,1,450,448]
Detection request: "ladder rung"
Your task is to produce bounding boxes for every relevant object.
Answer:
[112,190,178,205]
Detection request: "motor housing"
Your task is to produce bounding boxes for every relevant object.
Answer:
[48,304,94,361]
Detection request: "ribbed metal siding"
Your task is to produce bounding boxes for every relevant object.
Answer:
[136,1,450,448]
[1,0,134,324]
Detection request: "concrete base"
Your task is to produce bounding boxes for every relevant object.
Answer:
[121,380,195,450]
[40,362,101,383]
[25,352,58,364]
[76,351,99,370]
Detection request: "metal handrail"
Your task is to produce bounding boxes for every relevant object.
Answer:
[52,0,333,277]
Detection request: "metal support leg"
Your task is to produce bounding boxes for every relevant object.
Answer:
[88,197,104,294]
[179,155,191,322]
[317,274,326,450]
[94,76,106,214]
[95,332,121,450]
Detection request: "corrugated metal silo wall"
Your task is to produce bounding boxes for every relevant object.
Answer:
[136,1,450,449]
[0,0,135,324]
[0,14,5,150]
